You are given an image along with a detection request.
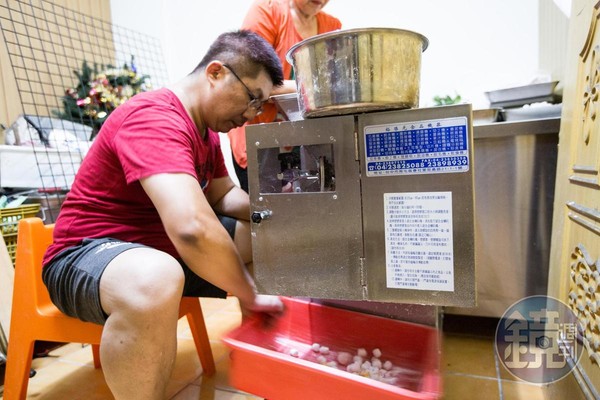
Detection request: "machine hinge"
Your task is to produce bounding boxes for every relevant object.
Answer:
[359,257,366,286]
[354,129,359,161]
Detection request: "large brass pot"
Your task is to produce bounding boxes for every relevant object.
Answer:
[286,28,429,118]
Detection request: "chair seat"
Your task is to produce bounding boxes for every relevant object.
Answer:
[3,218,216,400]
[36,303,78,318]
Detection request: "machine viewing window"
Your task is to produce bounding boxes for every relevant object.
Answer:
[257,144,335,194]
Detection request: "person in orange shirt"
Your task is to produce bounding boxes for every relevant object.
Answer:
[228,0,341,192]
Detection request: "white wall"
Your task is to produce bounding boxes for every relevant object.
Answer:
[111,0,541,108]
[328,0,540,108]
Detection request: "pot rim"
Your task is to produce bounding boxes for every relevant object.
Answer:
[286,27,429,64]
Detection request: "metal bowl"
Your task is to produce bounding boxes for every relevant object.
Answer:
[286,27,429,118]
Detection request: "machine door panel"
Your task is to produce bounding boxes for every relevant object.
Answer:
[246,116,364,299]
[358,104,476,306]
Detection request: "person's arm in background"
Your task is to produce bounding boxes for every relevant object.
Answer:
[206,175,250,221]
[270,80,297,95]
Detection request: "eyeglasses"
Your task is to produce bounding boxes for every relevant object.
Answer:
[222,63,264,115]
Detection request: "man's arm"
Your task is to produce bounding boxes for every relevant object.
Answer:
[269,80,297,96]
[140,172,256,305]
[205,175,251,221]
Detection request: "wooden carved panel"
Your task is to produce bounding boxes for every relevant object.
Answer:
[561,0,600,374]
[569,244,600,364]
[574,1,600,186]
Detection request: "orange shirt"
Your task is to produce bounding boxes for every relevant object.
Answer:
[228,0,341,168]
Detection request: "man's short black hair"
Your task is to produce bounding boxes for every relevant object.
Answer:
[193,30,284,87]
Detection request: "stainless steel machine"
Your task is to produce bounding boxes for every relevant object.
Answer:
[246,103,476,307]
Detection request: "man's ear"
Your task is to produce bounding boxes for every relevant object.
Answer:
[205,61,224,84]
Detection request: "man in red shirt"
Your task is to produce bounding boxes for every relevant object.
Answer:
[42,30,284,399]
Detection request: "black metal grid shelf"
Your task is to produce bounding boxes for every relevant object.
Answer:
[0,0,167,221]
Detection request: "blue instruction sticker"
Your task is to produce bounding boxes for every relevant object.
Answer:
[364,116,469,177]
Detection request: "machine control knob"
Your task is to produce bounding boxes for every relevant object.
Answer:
[251,210,272,224]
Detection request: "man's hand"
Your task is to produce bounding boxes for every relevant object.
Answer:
[239,294,285,324]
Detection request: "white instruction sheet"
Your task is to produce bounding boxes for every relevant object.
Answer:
[384,192,454,291]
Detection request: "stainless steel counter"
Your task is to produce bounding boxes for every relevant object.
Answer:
[322,117,561,321]
[446,116,561,317]
[257,113,560,322]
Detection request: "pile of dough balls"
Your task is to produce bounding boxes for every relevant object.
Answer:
[288,343,416,386]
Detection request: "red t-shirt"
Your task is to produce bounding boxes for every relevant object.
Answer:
[228,0,342,168]
[43,88,228,265]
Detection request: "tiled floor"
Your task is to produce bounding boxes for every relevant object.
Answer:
[0,298,548,400]
[442,314,547,400]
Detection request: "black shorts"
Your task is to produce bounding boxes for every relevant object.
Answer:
[42,215,238,325]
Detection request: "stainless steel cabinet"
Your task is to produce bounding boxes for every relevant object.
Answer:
[446,117,560,317]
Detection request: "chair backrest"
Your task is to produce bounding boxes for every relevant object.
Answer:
[14,217,55,311]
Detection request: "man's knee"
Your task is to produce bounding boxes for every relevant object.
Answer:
[100,248,184,317]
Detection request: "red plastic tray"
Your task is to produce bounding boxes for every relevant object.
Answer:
[223,297,441,400]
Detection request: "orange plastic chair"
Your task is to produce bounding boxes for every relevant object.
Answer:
[4,217,215,400]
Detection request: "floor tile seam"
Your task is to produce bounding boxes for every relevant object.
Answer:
[198,302,233,315]
[212,347,231,364]
[174,333,232,342]
[443,366,497,380]
[49,343,93,356]
[53,358,96,368]
[204,310,243,318]
[203,316,243,328]
[444,371,500,381]
[497,378,545,387]
[168,384,190,400]
[176,333,192,340]
[494,345,504,400]
[31,359,64,372]
[180,376,249,397]
[168,374,202,386]
[490,344,546,391]
[214,384,257,397]
[197,309,219,319]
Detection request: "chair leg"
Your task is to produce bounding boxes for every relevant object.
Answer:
[181,298,215,377]
[91,344,101,369]
[4,334,36,400]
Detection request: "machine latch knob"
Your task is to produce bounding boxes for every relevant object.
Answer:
[251,210,272,224]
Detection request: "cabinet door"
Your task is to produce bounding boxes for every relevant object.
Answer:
[246,115,364,299]
[358,104,476,306]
